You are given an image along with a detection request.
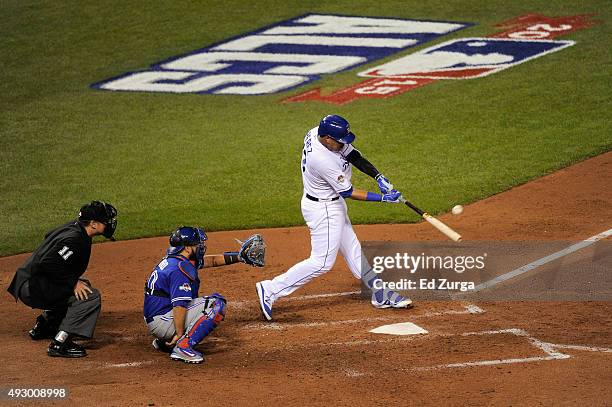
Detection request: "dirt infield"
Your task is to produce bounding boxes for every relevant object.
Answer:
[1,152,610,406]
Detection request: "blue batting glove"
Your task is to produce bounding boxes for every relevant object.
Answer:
[381,189,401,203]
[375,174,394,194]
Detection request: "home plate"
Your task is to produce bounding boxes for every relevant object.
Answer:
[370,322,428,336]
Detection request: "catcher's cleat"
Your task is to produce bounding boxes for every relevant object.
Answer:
[371,290,413,309]
[29,315,57,341]
[152,338,173,353]
[170,345,204,364]
[47,340,87,358]
[256,282,273,321]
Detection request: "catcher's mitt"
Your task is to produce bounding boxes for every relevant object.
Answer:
[237,234,266,267]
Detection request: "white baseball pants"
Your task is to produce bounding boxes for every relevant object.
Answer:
[262,196,364,302]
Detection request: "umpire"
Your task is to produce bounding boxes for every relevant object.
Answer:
[7,201,117,358]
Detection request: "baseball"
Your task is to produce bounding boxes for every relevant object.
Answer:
[451,205,464,215]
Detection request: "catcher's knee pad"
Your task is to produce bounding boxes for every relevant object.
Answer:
[210,295,226,325]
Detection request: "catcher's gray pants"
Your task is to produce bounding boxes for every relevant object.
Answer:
[146,297,216,341]
[20,280,101,339]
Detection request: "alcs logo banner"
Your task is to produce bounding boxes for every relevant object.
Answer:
[92,14,470,95]
[285,13,596,104]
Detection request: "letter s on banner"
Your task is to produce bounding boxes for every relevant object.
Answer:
[99,71,308,95]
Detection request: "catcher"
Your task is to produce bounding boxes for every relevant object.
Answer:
[143,226,265,364]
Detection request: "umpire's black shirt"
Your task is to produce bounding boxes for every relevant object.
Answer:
[8,221,92,309]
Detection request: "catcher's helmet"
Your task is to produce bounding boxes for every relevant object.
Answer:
[167,226,207,269]
[78,201,118,239]
[318,114,355,144]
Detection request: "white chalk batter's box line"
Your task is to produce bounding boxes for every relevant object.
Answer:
[339,328,612,377]
[232,290,362,309]
[243,303,484,331]
[235,289,485,310]
[96,328,610,371]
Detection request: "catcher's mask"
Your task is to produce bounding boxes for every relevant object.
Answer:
[78,201,118,240]
[318,114,355,144]
[167,226,207,269]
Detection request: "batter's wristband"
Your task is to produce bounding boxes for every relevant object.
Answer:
[223,252,240,265]
[366,192,383,202]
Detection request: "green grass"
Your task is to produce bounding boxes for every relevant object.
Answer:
[1,1,610,255]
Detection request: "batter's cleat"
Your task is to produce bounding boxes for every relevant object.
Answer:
[152,338,173,353]
[47,340,87,358]
[371,290,413,309]
[256,282,273,321]
[170,345,204,364]
[28,315,57,341]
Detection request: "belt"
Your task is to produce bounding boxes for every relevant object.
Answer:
[144,285,170,298]
[306,194,339,202]
[145,316,154,324]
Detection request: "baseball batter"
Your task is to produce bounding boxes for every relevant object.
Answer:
[144,226,264,364]
[256,115,411,321]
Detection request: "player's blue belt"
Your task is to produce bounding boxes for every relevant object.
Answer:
[306,194,339,202]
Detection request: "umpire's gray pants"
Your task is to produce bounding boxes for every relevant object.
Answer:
[147,297,216,341]
[20,280,101,339]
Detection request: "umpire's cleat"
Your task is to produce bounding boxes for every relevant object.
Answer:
[170,345,204,364]
[152,338,173,353]
[371,290,413,309]
[28,315,57,341]
[256,282,273,321]
[47,340,87,358]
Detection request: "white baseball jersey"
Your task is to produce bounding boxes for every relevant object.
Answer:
[301,127,354,199]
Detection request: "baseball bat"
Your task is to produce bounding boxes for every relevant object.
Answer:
[399,197,462,242]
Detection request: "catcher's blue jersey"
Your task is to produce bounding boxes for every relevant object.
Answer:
[144,254,200,320]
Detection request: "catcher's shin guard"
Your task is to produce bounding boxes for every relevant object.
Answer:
[177,297,226,348]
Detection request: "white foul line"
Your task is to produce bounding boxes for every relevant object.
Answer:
[471,228,612,292]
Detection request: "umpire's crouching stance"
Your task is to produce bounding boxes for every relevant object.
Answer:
[7,201,117,358]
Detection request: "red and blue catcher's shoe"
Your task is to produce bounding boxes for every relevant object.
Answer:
[170,339,204,364]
